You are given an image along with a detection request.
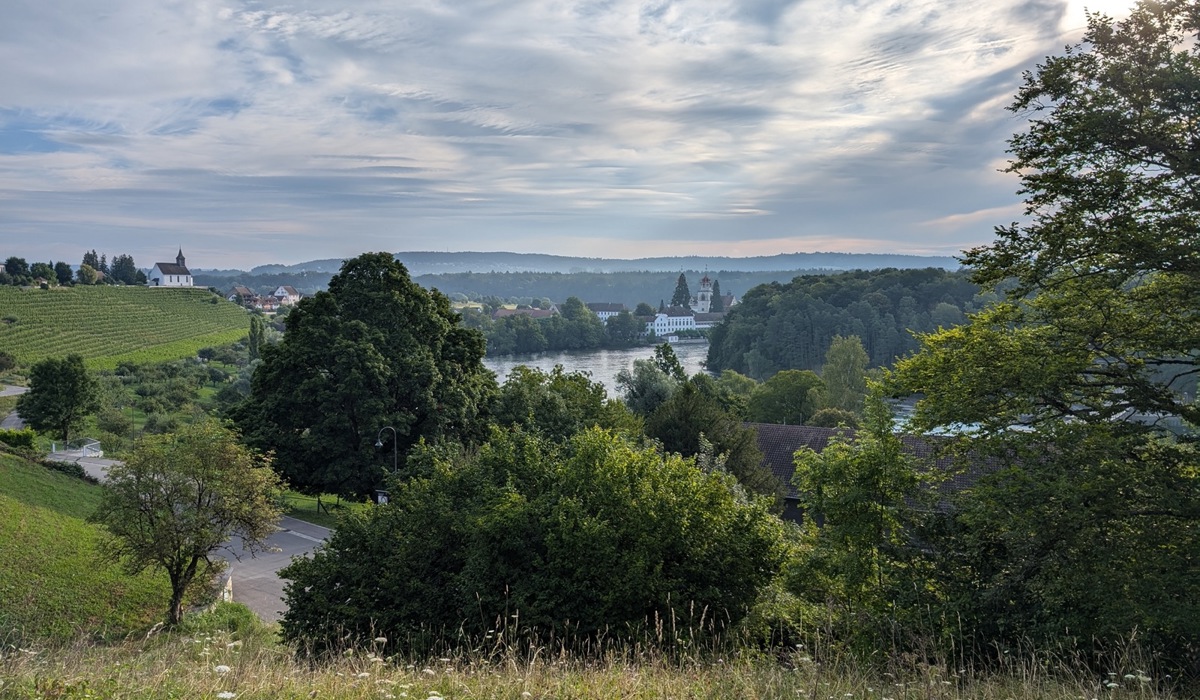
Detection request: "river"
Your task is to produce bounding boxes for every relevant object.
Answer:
[483,342,711,398]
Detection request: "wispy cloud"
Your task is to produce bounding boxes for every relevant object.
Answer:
[0,0,1134,268]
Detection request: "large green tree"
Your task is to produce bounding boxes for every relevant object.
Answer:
[92,420,283,624]
[893,0,1200,666]
[280,427,784,654]
[234,252,496,499]
[17,354,99,442]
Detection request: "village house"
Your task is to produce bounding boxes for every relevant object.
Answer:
[272,285,301,305]
[227,285,256,306]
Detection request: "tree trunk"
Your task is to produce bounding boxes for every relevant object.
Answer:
[168,584,185,625]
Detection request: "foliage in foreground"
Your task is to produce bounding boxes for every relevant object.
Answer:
[0,614,1187,700]
[281,427,785,656]
[887,0,1200,677]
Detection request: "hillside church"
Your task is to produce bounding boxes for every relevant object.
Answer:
[148,249,193,287]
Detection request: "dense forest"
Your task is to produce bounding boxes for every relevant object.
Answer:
[707,268,985,378]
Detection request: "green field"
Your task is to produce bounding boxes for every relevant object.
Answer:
[0,285,250,370]
[0,451,169,643]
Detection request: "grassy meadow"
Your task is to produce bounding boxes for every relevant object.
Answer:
[0,451,169,645]
[0,285,250,370]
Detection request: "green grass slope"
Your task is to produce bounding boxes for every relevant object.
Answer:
[0,452,169,643]
[0,285,250,370]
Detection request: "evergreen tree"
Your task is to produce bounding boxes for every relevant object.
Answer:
[670,273,691,308]
[710,279,723,312]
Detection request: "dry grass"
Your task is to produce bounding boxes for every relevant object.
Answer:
[0,620,1185,700]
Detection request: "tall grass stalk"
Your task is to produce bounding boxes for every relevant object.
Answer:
[1,610,1185,700]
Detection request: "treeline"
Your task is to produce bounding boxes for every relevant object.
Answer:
[460,296,645,355]
[707,267,986,378]
[2,250,145,287]
[414,269,834,309]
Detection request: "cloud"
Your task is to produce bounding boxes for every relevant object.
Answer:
[0,0,1136,268]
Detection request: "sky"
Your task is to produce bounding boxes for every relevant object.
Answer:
[0,0,1136,270]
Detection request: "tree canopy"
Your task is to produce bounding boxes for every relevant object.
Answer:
[234,252,496,499]
[17,354,99,442]
[891,0,1200,666]
[706,268,980,379]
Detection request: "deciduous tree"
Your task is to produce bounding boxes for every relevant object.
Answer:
[91,420,283,624]
[17,354,99,442]
[892,0,1200,666]
[234,252,496,499]
[747,369,825,425]
[822,335,869,413]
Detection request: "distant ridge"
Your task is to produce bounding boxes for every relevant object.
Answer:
[247,251,960,276]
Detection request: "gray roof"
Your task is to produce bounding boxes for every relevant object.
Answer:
[153,262,190,275]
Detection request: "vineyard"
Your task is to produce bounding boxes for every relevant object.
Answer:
[0,286,250,369]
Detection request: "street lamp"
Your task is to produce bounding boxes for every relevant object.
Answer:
[375,426,398,474]
[374,426,398,505]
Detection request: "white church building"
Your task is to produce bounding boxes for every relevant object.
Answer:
[148,249,193,287]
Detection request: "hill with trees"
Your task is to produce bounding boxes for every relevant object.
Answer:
[706,268,984,378]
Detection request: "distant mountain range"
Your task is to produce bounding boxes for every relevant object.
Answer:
[195,251,960,277]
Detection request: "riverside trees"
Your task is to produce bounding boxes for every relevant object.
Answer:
[233,253,496,499]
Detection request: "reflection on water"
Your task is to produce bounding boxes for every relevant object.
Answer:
[483,342,710,398]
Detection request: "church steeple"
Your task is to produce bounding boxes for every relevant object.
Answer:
[176,248,186,268]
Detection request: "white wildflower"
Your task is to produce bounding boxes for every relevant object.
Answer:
[217,693,236,699]
[213,665,231,675]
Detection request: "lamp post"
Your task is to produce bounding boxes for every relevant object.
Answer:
[375,426,398,474]
[375,426,397,505]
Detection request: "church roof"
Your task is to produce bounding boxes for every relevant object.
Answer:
[154,262,190,275]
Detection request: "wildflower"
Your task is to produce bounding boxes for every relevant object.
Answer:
[214,665,231,674]
[217,693,236,699]
[357,672,371,679]
[226,641,243,648]
[422,668,436,676]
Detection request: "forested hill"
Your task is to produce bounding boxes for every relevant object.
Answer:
[244,250,959,276]
[706,268,985,379]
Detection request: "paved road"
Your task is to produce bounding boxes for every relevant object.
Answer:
[1,385,27,429]
[219,517,330,623]
[59,454,328,622]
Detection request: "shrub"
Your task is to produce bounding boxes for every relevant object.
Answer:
[0,427,36,449]
[281,427,785,655]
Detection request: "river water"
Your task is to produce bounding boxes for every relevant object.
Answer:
[483,342,711,398]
